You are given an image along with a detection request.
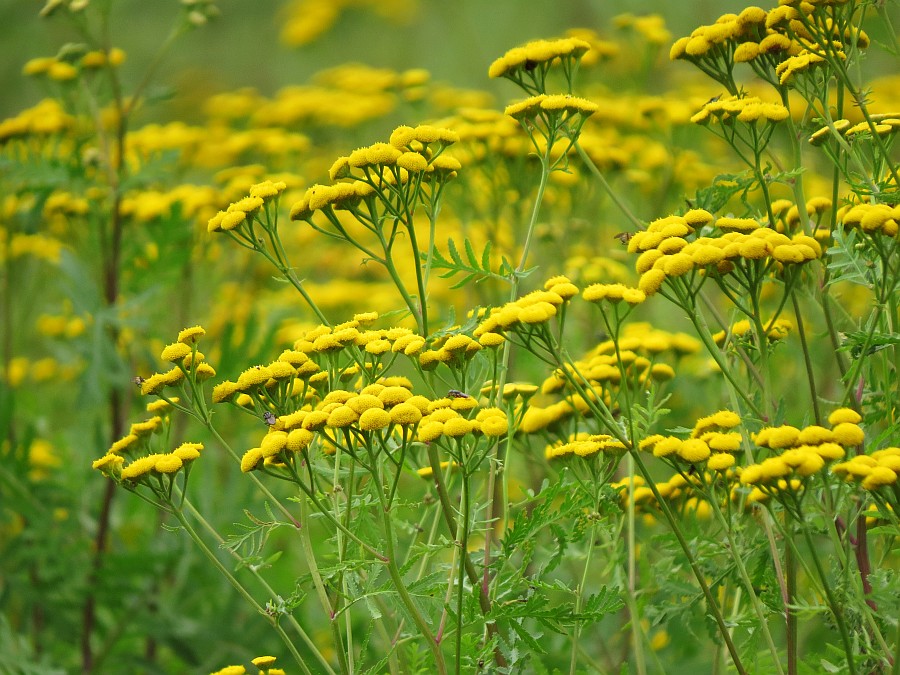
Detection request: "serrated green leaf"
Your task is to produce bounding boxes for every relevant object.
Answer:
[465,237,479,267]
[825,229,873,288]
[450,273,476,289]
[447,237,463,265]
[508,619,546,653]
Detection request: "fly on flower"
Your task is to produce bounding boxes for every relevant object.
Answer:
[262,411,277,426]
[613,231,636,245]
[132,376,145,387]
[447,389,470,399]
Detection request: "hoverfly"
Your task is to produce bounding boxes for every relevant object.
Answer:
[447,389,471,399]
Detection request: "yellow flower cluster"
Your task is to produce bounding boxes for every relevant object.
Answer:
[766,196,832,235]
[208,180,288,233]
[112,442,203,483]
[641,409,743,467]
[504,94,599,121]
[737,408,864,501]
[775,47,835,85]
[670,5,867,90]
[520,325,696,434]
[614,473,720,520]
[837,202,900,238]
[141,327,216,396]
[23,49,126,80]
[833,448,900,491]
[488,37,591,80]
[240,383,508,473]
[670,8,774,61]
[613,13,671,46]
[809,112,900,146]
[712,317,793,346]
[582,283,646,306]
[289,124,459,222]
[212,350,323,407]
[474,276,578,340]
[213,318,487,411]
[544,432,628,460]
[1,232,66,264]
[690,95,789,126]
[628,211,822,296]
[92,392,202,484]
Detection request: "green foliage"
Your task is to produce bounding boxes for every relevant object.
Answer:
[429,237,531,289]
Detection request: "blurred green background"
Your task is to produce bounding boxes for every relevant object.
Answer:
[1,0,757,121]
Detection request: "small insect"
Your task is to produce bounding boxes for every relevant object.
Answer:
[262,411,277,426]
[447,389,471,399]
[613,231,636,245]
[706,94,722,105]
[132,376,145,387]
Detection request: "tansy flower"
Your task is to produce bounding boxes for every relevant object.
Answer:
[121,454,165,481]
[652,437,681,458]
[862,467,897,490]
[241,447,264,473]
[518,302,557,324]
[488,37,591,80]
[155,454,183,474]
[212,380,239,403]
[678,439,711,463]
[177,325,206,343]
[358,408,392,431]
[418,421,444,443]
[107,433,139,454]
[92,453,124,473]
[160,342,192,362]
[832,422,864,447]
[286,428,314,452]
[249,180,287,200]
[236,365,272,390]
[828,407,861,425]
[708,453,735,471]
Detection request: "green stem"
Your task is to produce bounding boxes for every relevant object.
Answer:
[299,495,351,675]
[799,520,858,675]
[707,486,784,674]
[374,465,447,673]
[455,470,470,675]
[791,293,822,425]
[169,506,309,672]
[625,454,647,675]
[629,451,748,675]
[786,527,798,675]
[405,218,430,335]
[182,499,332,675]
[575,142,643,231]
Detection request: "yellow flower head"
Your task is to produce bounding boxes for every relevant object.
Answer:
[177,326,206,344]
[489,37,591,79]
[160,342,192,362]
